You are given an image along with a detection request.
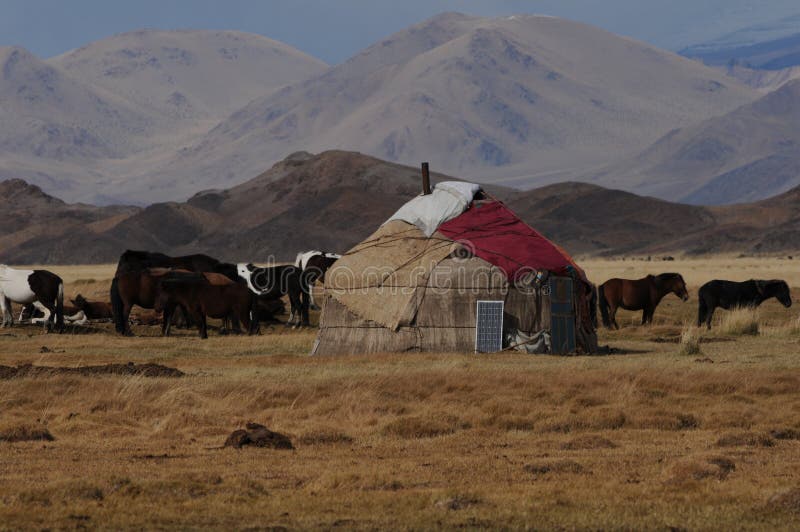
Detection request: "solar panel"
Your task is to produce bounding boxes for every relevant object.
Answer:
[475,300,504,353]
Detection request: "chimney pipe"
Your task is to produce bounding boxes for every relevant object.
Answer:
[421,162,431,195]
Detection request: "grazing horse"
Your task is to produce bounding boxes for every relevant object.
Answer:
[599,273,689,329]
[698,279,792,329]
[114,268,204,336]
[110,250,230,334]
[0,265,64,332]
[158,271,252,336]
[295,250,341,310]
[155,276,254,339]
[237,263,309,327]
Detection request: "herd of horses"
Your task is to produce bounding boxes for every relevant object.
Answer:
[110,250,340,338]
[0,250,340,338]
[0,255,794,339]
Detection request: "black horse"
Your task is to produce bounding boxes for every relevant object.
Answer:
[110,250,233,334]
[698,279,792,329]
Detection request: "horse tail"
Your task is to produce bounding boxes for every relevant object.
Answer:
[55,280,64,332]
[110,277,125,334]
[589,284,598,329]
[598,283,611,329]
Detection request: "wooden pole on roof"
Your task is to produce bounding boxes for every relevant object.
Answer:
[421,162,431,195]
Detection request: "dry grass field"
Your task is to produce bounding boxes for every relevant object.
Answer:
[2,258,800,530]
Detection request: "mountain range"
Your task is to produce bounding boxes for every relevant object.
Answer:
[583,79,800,204]
[0,30,327,203]
[0,13,764,206]
[3,151,800,265]
[143,13,757,200]
[681,13,800,69]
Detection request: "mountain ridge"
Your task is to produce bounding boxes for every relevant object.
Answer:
[582,79,800,204]
[89,13,758,203]
[0,31,329,204]
[4,151,800,264]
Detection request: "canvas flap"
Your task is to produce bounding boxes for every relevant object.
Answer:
[324,220,454,330]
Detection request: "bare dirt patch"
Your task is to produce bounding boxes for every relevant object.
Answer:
[0,362,184,379]
[435,494,482,511]
[770,428,800,440]
[524,460,586,476]
[224,423,293,450]
[0,424,55,443]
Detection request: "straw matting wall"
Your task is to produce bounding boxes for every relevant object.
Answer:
[314,255,553,355]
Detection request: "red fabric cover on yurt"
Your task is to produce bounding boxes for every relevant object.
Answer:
[438,200,587,283]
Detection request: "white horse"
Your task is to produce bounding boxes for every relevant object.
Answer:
[0,265,64,332]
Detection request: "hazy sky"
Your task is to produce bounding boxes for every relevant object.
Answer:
[1,0,798,63]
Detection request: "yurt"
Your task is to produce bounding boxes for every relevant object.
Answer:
[312,181,597,355]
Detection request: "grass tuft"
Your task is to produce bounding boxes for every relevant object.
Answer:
[717,307,760,336]
[666,457,735,483]
[382,415,469,439]
[678,325,703,356]
[560,434,617,450]
[716,432,774,448]
[767,487,800,514]
[297,429,354,446]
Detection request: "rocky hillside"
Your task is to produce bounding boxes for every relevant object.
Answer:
[4,151,800,264]
[0,179,139,263]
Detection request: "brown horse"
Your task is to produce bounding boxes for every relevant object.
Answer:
[156,271,247,336]
[114,268,204,336]
[599,273,689,329]
[155,276,254,339]
[110,250,233,334]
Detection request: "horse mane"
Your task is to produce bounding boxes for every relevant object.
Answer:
[655,273,683,282]
[764,279,790,293]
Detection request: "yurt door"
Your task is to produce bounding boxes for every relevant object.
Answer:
[549,276,576,354]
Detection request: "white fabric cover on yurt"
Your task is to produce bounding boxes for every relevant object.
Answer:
[384,181,481,236]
